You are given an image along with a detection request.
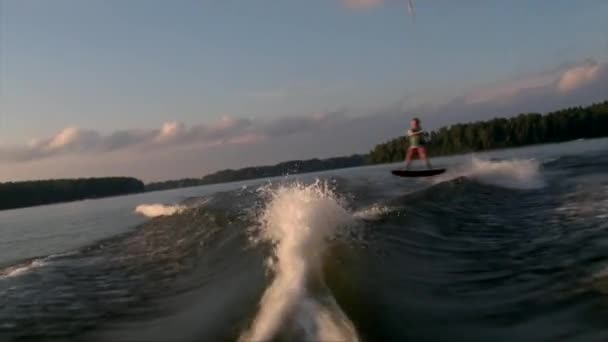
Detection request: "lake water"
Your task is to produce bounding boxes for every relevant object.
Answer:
[1,138,608,341]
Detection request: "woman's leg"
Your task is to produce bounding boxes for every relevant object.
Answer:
[418,147,432,169]
[404,147,415,169]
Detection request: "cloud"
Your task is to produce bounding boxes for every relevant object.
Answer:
[262,110,346,137]
[463,72,557,105]
[103,129,155,151]
[0,113,346,163]
[341,0,383,10]
[156,121,184,142]
[36,127,101,152]
[557,61,602,93]
[463,60,607,106]
[46,127,81,149]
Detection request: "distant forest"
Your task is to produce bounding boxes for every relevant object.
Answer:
[369,101,608,163]
[0,178,145,210]
[145,155,366,191]
[2,101,608,209]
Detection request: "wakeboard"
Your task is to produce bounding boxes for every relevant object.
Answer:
[391,169,446,177]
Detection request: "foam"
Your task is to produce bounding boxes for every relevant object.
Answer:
[241,181,359,341]
[134,204,187,218]
[353,204,392,220]
[434,157,545,190]
[0,259,46,279]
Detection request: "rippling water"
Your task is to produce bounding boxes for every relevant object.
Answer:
[1,138,608,342]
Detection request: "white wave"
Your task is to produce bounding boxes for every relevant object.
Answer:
[134,204,187,218]
[241,181,359,342]
[0,259,46,279]
[434,157,545,190]
[353,204,391,220]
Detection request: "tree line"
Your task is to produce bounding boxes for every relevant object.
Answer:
[0,177,145,210]
[145,155,366,191]
[368,101,608,164]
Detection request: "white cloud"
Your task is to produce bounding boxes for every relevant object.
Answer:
[33,127,102,153]
[558,62,602,93]
[46,127,81,150]
[463,60,607,105]
[0,113,347,163]
[156,121,184,142]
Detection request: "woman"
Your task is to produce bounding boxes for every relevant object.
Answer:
[405,117,432,170]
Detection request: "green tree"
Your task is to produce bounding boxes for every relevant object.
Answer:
[368,100,608,164]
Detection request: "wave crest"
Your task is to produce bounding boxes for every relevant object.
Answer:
[0,259,46,279]
[434,157,545,190]
[241,181,359,342]
[134,204,186,218]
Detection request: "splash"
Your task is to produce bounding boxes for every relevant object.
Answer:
[241,181,359,342]
[353,204,392,220]
[0,259,46,279]
[134,204,186,218]
[434,157,545,190]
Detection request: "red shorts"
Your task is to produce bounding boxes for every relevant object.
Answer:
[407,146,427,158]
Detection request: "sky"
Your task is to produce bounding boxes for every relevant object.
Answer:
[1,0,607,181]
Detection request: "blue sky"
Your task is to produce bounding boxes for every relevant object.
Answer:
[1,0,607,181]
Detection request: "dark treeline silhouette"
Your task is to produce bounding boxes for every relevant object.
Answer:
[0,177,145,210]
[146,155,366,191]
[369,101,608,164]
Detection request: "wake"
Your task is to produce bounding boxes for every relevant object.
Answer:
[433,157,545,190]
[240,181,359,342]
[134,204,187,218]
[0,259,46,279]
